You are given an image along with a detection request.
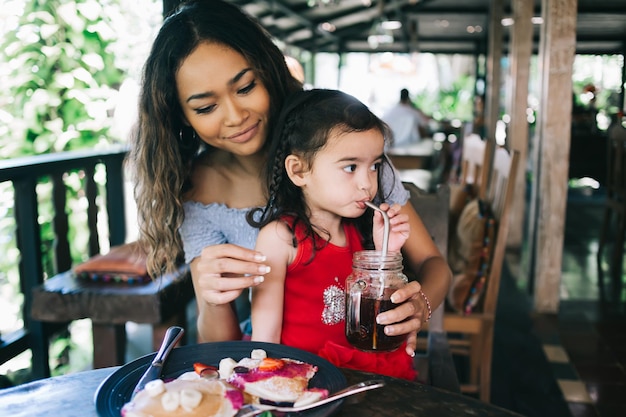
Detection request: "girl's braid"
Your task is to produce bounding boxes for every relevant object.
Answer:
[247,113,297,228]
[270,116,297,203]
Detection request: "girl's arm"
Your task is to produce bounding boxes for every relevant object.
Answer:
[372,203,410,252]
[250,221,293,343]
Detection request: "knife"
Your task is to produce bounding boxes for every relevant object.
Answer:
[131,325,185,399]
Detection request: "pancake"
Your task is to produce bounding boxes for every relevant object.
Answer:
[224,351,326,404]
[121,373,242,417]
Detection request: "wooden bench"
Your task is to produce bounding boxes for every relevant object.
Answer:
[31,265,193,368]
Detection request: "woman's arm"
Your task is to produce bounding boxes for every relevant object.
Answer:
[250,221,293,343]
[190,244,269,342]
[376,202,452,356]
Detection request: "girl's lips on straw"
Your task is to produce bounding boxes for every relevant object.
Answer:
[357,199,371,210]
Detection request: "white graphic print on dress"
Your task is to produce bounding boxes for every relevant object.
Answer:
[322,277,345,325]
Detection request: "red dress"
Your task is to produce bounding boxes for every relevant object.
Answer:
[280,218,416,381]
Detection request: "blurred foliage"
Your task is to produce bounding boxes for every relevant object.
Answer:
[413,74,476,122]
[0,0,161,380]
[0,0,129,157]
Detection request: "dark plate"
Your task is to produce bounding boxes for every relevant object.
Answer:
[94,341,347,417]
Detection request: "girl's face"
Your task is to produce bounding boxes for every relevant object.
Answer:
[298,127,385,220]
[176,42,271,156]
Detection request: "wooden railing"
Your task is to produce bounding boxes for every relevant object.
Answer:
[0,146,128,379]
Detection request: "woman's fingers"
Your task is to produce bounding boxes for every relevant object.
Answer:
[192,244,271,305]
[405,332,418,357]
[199,244,269,274]
[199,286,247,305]
[377,281,427,336]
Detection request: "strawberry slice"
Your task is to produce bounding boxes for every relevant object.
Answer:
[193,362,218,377]
[257,357,285,372]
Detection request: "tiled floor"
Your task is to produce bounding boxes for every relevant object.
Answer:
[555,186,626,417]
[498,185,626,417]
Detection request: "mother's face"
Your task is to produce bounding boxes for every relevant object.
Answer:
[176,42,271,156]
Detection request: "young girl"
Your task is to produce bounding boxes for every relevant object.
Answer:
[248,89,416,380]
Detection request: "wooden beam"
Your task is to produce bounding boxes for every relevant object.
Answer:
[506,0,533,248]
[484,0,504,142]
[530,0,577,313]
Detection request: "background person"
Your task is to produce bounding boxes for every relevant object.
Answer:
[382,88,430,148]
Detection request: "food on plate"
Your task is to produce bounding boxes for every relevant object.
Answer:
[120,372,242,417]
[221,350,328,404]
[121,348,326,416]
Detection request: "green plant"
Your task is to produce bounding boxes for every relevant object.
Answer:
[413,74,475,122]
[0,0,126,157]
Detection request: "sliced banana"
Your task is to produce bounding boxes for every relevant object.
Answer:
[218,357,238,379]
[250,349,267,360]
[180,388,203,411]
[161,390,180,411]
[178,371,201,381]
[144,379,165,397]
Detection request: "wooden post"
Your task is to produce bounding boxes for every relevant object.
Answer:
[484,0,504,142]
[506,0,534,248]
[530,0,577,313]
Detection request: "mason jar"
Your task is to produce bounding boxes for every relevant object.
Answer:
[345,250,408,352]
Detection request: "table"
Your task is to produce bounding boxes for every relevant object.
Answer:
[0,367,522,417]
[31,265,194,368]
[387,139,435,170]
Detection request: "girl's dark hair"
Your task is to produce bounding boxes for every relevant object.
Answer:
[248,89,393,255]
[131,0,302,277]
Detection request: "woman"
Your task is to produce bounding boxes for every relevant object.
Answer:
[131,0,451,355]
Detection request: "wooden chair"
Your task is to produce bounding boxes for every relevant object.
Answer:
[597,121,626,301]
[458,133,493,198]
[443,146,520,402]
[448,135,493,265]
[403,181,461,393]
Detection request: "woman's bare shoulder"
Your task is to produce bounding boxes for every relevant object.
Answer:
[185,151,232,203]
[185,150,264,208]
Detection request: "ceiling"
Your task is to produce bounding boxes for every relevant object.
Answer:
[229,0,626,55]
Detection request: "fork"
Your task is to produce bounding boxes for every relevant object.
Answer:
[234,379,385,417]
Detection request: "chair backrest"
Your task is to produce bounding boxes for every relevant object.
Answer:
[481,147,519,315]
[404,182,450,258]
[459,134,493,199]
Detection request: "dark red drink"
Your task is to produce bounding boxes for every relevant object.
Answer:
[345,296,406,352]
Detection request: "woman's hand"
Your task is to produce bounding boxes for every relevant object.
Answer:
[372,203,410,253]
[190,243,270,342]
[192,243,269,305]
[375,280,429,357]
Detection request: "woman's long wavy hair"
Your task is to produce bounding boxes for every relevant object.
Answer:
[130,0,302,277]
[248,89,393,259]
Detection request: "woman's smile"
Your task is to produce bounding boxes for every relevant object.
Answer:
[225,120,261,143]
